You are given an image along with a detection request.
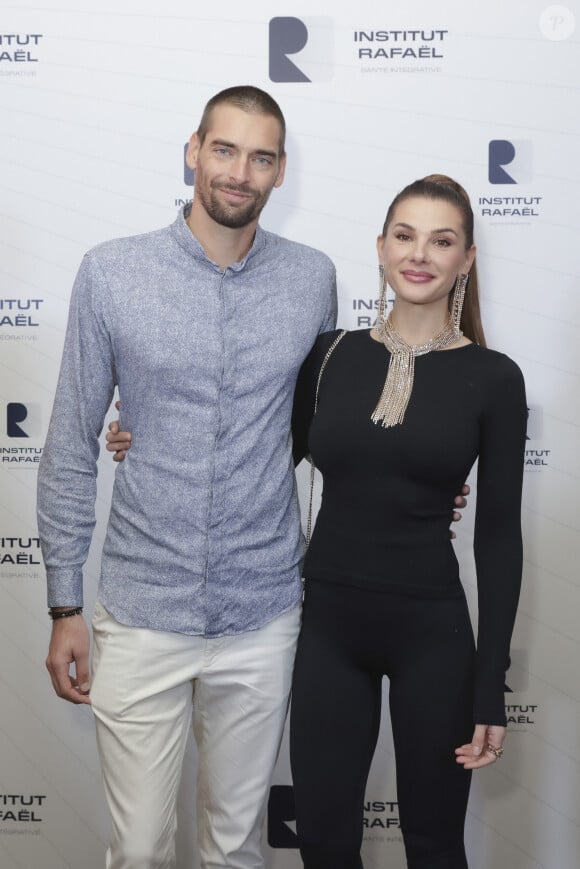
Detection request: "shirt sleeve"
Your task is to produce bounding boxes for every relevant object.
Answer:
[291,330,341,466]
[319,265,338,334]
[473,354,527,724]
[37,252,117,608]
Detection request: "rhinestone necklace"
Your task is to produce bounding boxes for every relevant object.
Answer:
[371,313,461,427]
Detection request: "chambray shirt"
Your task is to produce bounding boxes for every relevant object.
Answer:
[37,208,337,636]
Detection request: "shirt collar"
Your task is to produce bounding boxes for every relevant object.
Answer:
[171,204,267,271]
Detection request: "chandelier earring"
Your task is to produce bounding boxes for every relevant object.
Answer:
[377,263,388,328]
[451,272,468,334]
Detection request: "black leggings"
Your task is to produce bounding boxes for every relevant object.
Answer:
[290,579,476,869]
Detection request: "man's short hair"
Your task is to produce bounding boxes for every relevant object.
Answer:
[197,85,286,156]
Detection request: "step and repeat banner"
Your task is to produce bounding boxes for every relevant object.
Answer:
[1,1,578,867]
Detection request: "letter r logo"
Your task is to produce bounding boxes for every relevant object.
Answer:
[489,140,516,183]
[269,17,310,82]
[6,402,41,438]
[269,17,333,83]
[183,144,195,186]
[488,140,533,184]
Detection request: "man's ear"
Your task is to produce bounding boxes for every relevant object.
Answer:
[185,133,200,171]
[273,152,287,189]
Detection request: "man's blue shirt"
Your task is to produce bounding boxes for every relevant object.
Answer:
[38,208,337,635]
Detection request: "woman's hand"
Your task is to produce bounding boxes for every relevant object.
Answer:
[450,483,470,538]
[455,723,506,769]
[105,401,131,462]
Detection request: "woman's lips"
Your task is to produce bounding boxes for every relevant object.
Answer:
[401,270,434,283]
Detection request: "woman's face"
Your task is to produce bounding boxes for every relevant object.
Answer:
[377,196,476,310]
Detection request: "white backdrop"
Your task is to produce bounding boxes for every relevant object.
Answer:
[1,2,579,867]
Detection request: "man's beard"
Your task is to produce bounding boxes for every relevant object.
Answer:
[197,180,270,229]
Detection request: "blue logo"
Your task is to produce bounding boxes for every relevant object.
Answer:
[183,144,194,186]
[267,785,298,848]
[269,17,333,82]
[6,402,41,438]
[488,140,533,184]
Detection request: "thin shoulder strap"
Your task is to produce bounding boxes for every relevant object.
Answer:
[306,330,347,546]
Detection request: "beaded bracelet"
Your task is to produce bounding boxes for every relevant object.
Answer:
[48,607,83,620]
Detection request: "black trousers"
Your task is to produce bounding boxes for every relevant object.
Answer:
[290,579,476,869]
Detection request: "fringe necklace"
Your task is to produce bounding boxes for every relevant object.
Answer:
[371,314,461,428]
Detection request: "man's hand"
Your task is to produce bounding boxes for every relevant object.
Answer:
[105,400,131,462]
[46,615,91,705]
[455,723,506,770]
[450,483,470,539]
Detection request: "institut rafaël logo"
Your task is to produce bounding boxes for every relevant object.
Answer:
[525,405,550,471]
[269,18,447,79]
[363,799,400,838]
[174,145,193,209]
[0,33,43,62]
[0,536,41,579]
[505,649,538,732]
[269,17,333,82]
[0,34,43,77]
[267,785,402,847]
[0,794,46,829]
[354,28,448,72]
[2,402,43,465]
[0,299,43,343]
[350,295,396,329]
[479,139,542,220]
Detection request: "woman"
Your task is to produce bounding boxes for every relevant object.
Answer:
[289,174,526,868]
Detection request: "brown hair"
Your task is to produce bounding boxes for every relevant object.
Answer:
[196,85,286,157]
[381,174,486,346]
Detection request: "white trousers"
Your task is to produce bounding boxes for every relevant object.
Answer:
[90,601,301,869]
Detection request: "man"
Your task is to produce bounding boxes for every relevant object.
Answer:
[38,85,337,869]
